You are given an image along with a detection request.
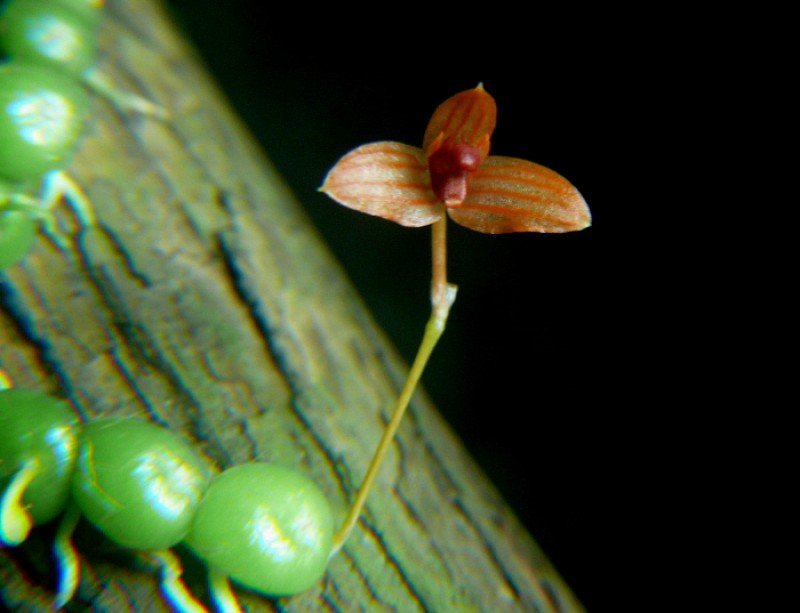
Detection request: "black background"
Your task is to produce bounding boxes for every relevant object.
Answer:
[163,2,671,609]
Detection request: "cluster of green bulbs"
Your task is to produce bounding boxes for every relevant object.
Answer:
[0,0,166,270]
[0,385,336,611]
[1,2,337,610]
[0,0,106,269]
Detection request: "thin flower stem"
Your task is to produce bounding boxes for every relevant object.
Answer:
[331,218,457,554]
[431,215,449,313]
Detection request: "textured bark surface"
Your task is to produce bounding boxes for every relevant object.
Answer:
[1,1,583,611]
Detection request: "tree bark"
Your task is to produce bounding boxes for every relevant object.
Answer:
[1,1,583,611]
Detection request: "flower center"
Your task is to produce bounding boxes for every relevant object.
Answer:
[427,143,482,207]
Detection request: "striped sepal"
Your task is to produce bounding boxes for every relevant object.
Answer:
[320,142,443,227]
[448,155,592,234]
[422,85,496,160]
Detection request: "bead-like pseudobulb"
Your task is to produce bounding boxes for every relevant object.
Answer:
[0,62,89,183]
[0,389,80,543]
[71,419,214,550]
[186,463,334,596]
[0,0,101,76]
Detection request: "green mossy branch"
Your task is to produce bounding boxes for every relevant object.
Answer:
[1,1,582,611]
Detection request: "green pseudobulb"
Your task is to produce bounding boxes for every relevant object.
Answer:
[0,0,100,76]
[0,209,37,269]
[72,418,214,550]
[186,463,334,596]
[0,389,80,524]
[0,62,89,183]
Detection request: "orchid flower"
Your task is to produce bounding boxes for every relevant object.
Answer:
[321,84,591,234]
[322,89,589,609]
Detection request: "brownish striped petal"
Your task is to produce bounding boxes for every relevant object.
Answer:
[320,142,443,227]
[422,85,496,160]
[447,155,591,234]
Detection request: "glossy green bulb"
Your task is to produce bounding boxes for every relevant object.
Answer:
[72,418,214,551]
[0,0,100,76]
[0,209,37,269]
[0,389,80,524]
[187,463,334,596]
[0,62,89,183]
